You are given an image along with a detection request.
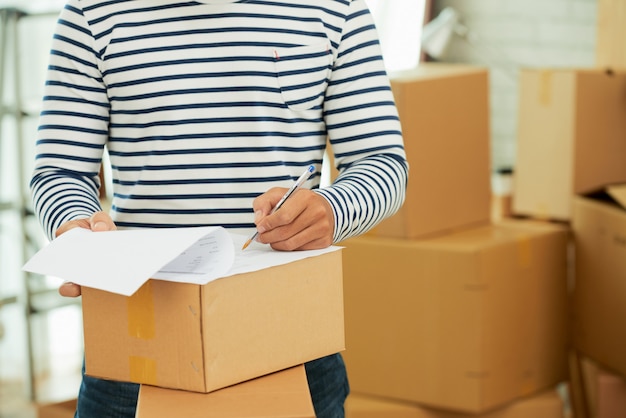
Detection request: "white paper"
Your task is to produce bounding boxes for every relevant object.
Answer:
[22,226,341,297]
[223,234,341,279]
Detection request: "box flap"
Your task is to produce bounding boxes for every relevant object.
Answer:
[606,184,626,209]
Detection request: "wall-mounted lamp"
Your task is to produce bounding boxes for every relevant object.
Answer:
[421,7,519,81]
[420,7,468,60]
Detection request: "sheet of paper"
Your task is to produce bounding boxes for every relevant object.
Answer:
[22,226,341,297]
[22,226,234,296]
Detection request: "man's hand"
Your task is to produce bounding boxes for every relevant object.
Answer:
[252,188,334,251]
[55,211,116,297]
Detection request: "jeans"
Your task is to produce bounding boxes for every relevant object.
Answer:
[75,353,349,418]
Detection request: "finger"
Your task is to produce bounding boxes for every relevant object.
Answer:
[252,188,288,221]
[54,211,116,237]
[261,210,330,251]
[59,282,82,298]
[269,223,332,251]
[256,197,304,236]
[55,218,91,237]
[90,211,116,231]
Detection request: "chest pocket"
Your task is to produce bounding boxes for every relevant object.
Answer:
[273,42,333,111]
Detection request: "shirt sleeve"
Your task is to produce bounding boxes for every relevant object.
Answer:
[30,0,109,240]
[316,0,409,243]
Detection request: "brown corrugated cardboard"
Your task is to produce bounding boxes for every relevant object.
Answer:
[580,355,626,418]
[513,69,626,220]
[346,390,563,418]
[81,250,344,393]
[572,185,626,378]
[37,399,77,418]
[136,365,315,418]
[368,63,491,239]
[341,219,569,413]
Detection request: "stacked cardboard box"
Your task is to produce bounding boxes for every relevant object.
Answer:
[571,186,626,380]
[78,248,345,416]
[339,63,569,417]
[342,220,569,414]
[135,365,315,418]
[369,64,492,239]
[512,69,626,221]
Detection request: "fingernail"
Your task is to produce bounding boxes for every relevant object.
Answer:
[256,224,266,234]
[93,221,108,231]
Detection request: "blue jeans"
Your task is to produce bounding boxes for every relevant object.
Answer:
[75,353,349,418]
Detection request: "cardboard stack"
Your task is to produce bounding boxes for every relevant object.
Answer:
[338,63,569,417]
[512,65,626,417]
[77,243,346,417]
[513,6,626,406]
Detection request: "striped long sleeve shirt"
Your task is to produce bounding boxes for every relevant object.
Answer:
[31,0,408,243]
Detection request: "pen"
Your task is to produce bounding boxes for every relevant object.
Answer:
[242,164,316,250]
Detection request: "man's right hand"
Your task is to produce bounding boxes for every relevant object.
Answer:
[55,211,116,298]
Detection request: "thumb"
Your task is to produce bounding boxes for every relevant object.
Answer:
[89,211,116,232]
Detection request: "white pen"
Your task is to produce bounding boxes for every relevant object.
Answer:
[242,164,316,250]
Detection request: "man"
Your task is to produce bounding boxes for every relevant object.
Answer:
[31,0,408,416]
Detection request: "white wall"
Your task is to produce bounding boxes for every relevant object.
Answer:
[430,0,597,171]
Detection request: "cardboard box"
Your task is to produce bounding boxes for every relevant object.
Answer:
[37,399,77,418]
[513,68,626,220]
[346,390,563,418]
[572,185,626,377]
[81,250,344,393]
[369,63,491,239]
[136,365,315,418]
[580,356,626,418]
[596,0,626,68]
[341,219,569,413]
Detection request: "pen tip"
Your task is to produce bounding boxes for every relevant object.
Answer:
[242,240,251,250]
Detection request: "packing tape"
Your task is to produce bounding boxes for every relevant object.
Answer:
[129,356,157,385]
[127,280,156,340]
[539,70,552,106]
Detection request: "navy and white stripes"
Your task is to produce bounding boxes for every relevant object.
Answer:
[31,0,408,243]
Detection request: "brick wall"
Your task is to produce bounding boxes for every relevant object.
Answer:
[431,0,597,171]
